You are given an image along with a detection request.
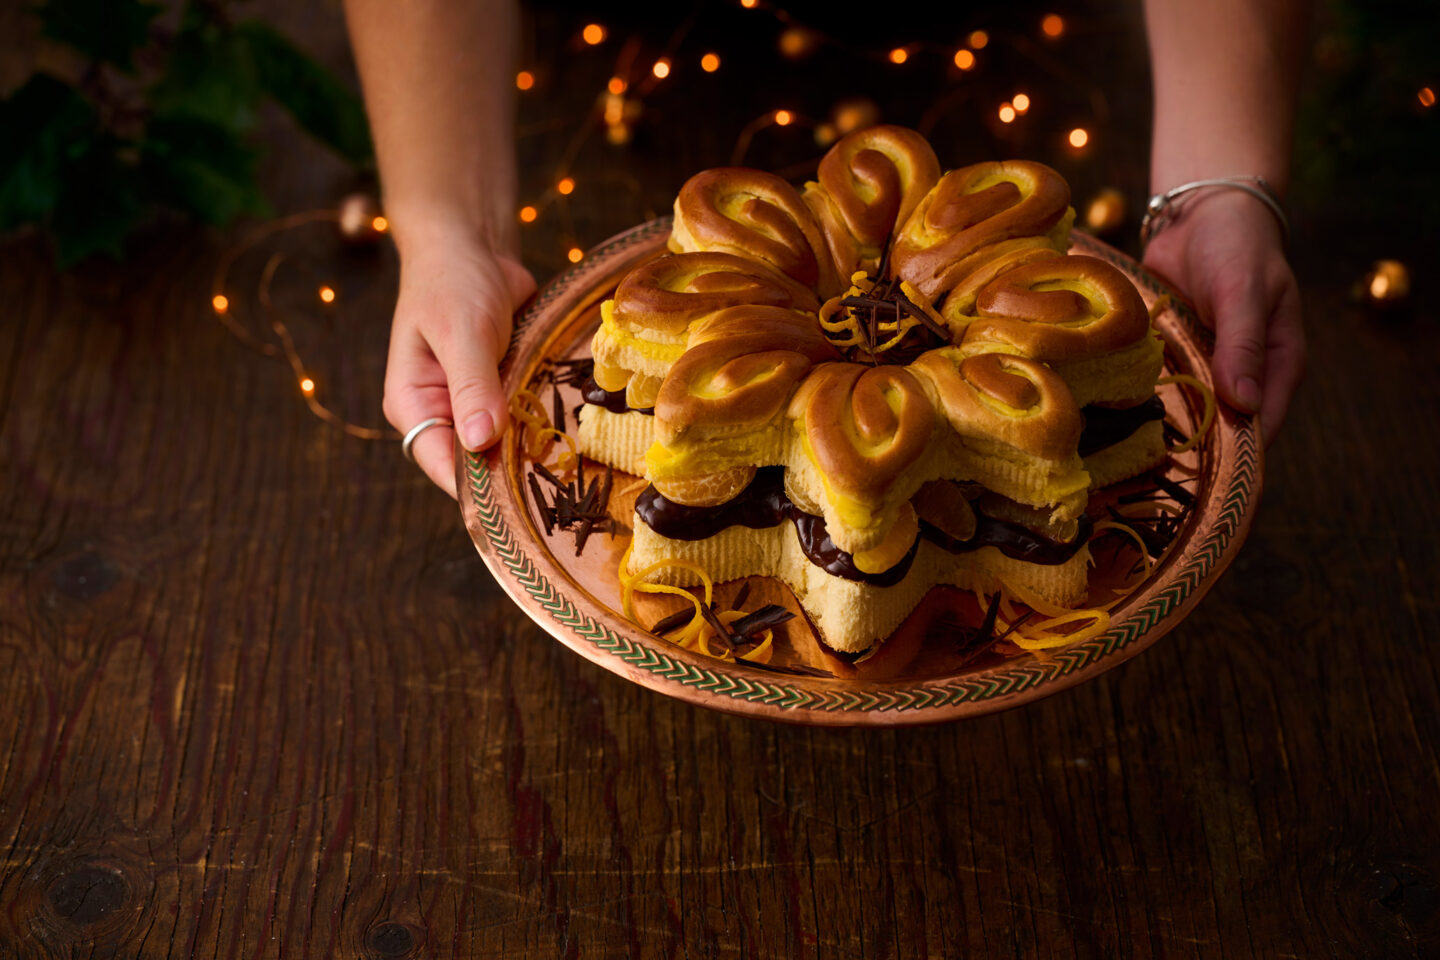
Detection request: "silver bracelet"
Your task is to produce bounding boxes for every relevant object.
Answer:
[1139,176,1288,247]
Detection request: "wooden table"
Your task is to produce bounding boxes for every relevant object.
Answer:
[2,5,1438,958]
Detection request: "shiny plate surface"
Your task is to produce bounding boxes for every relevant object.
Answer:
[458,219,1262,725]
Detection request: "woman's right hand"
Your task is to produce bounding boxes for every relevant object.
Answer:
[383,221,536,498]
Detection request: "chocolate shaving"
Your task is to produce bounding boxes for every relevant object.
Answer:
[1151,472,1197,506]
[1106,505,1172,556]
[731,581,752,612]
[997,611,1035,643]
[738,659,834,679]
[552,383,566,434]
[730,603,795,638]
[649,606,695,636]
[696,602,735,655]
[1163,421,1188,446]
[528,474,554,536]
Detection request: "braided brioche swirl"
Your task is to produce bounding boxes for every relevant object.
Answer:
[671,168,841,296]
[802,125,940,279]
[891,160,1073,303]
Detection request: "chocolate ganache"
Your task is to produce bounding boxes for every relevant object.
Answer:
[580,376,654,416]
[635,467,1089,586]
[1078,395,1166,457]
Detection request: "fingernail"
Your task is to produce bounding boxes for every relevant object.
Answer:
[460,410,494,451]
[1235,376,1262,412]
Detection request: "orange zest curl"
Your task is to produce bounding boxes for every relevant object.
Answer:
[615,544,774,664]
[1157,374,1217,453]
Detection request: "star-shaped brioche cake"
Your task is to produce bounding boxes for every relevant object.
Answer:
[576,125,1167,654]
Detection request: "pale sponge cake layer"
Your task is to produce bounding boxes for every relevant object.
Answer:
[576,405,654,476]
[1082,419,1167,489]
[628,514,1091,653]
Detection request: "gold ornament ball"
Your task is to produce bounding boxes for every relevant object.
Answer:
[1084,188,1127,235]
[1362,260,1410,307]
[338,193,384,242]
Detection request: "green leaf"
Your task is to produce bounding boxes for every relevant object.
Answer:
[148,6,261,132]
[141,115,270,225]
[35,0,163,72]
[0,74,98,230]
[236,20,374,165]
[50,133,145,266]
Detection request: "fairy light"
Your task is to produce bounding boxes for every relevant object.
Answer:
[1012,92,1031,113]
[814,122,837,147]
[1069,127,1090,148]
[300,377,315,394]
[371,216,388,233]
[778,27,818,59]
[652,58,671,79]
[318,285,336,304]
[1421,87,1437,108]
[582,23,605,45]
[608,76,627,95]
[740,0,757,8]
[212,294,229,314]
[969,30,989,49]
[998,103,1017,123]
[568,247,584,263]
[953,49,975,70]
[519,205,538,223]
[701,52,720,72]
[557,177,576,195]
[1042,14,1064,37]
[515,71,535,91]
[888,47,909,65]
[774,109,793,126]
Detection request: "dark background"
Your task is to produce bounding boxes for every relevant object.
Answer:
[1,0,1438,957]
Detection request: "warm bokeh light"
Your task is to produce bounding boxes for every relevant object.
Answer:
[953,49,975,70]
[740,0,757,7]
[1421,87,1436,108]
[211,294,229,314]
[300,377,315,394]
[371,216,388,233]
[515,71,534,91]
[568,247,584,263]
[814,122,838,147]
[557,177,575,195]
[582,23,605,45]
[1012,93,1031,113]
[701,52,720,72]
[969,30,989,49]
[998,104,1017,123]
[833,98,878,134]
[1042,14,1064,37]
[607,76,627,95]
[652,58,671,79]
[1370,272,1390,298]
[519,205,538,223]
[778,26,818,59]
[1069,127,1090,148]
[889,47,909,65]
[774,109,794,126]
[318,285,336,304]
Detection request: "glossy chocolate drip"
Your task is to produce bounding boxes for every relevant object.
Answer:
[635,466,1084,586]
[635,467,789,540]
[920,513,1093,565]
[1078,395,1166,457]
[580,376,654,416]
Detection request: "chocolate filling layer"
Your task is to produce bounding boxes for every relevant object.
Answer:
[635,467,1088,586]
[1078,395,1166,457]
[580,376,654,416]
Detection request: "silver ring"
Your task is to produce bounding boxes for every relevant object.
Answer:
[401,417,453,463]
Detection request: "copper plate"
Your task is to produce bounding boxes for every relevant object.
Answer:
[458,219,1262,725]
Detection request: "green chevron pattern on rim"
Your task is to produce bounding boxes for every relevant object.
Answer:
[477,225,1260,714]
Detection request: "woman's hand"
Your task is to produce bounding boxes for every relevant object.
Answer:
[383,223,535,498]
[1142,190,1305,445]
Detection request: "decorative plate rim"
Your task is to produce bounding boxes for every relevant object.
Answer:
[459,218,1263,725]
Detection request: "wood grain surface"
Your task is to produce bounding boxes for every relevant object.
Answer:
[2,3,1438,958]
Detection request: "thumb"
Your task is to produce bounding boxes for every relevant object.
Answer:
[1207,275,1265,415]
[440,313,510,452]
